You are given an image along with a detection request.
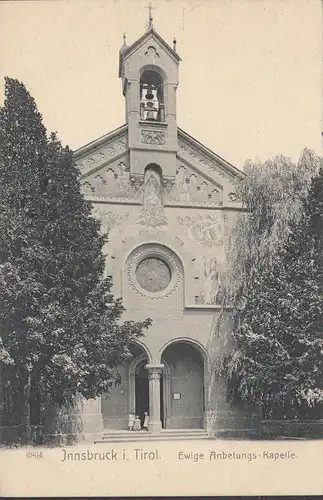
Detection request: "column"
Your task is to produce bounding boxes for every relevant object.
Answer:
[145,364,164,433]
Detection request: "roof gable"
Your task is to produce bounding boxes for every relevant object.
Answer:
[73,124,128,180]
[73,124,244,209]
[119,28,181,77]
[178,128,244,182]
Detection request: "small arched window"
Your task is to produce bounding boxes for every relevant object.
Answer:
[140,71,164,122]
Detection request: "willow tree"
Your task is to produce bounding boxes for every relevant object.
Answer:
[218,150,322,417]
[231,150,320,299]
[0,78,151,444]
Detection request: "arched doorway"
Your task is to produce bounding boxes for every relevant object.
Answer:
[161,341,205,429]
[101,342,152,430]
[132,358,165,429]
[128,342,166,429]
[135,361,149,426]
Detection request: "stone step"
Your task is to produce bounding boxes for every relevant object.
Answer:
[104,427,206,432]
[95,434,210,444]
[102,431,207,438]
[160,429,207,433]
[97,429,209,443]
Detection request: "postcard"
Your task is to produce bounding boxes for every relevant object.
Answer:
[0,0,322,497]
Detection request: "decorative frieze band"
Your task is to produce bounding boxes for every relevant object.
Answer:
[75,137,127,177]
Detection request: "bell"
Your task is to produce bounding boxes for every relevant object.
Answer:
[145,85,154,100]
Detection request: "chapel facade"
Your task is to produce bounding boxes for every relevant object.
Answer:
[74,20,245,438]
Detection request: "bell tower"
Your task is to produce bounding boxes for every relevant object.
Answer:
[118,7,181,186]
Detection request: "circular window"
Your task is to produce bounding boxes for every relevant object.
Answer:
[127,244,181,299]
[136,257,171,293]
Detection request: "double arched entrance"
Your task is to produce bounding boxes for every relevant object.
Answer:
[128,340,205,431]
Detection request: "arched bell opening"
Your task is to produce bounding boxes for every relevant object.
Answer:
[140,70,164,121]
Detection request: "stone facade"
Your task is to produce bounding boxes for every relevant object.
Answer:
[74,26,246,439]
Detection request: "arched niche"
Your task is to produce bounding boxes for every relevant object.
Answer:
[144,163,163,178]
[143,163,163,205]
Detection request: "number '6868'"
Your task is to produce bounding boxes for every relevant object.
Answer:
[26,451,43,459]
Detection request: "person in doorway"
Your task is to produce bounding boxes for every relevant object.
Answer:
[143,412,149,431]
[133,415,141,431]
[128,410,135,431]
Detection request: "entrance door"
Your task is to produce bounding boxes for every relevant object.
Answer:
[162,342,204,429]
[135,364,149,426]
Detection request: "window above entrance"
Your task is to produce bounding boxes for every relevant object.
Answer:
[126,244,182,300]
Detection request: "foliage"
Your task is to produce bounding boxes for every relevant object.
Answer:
[0,78,151,442]
[231,151,320,297]
[222,151,323,418]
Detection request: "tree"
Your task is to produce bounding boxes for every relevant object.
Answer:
[222,152,323,417]
[0,78,151,443]
[230,151,320,300]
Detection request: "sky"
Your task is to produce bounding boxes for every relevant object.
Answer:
[0,0,322,170]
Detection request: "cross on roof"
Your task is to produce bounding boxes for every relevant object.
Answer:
[145,2,155,30]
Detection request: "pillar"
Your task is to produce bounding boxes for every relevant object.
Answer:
[81,397,104,442]
[145,364,164,433]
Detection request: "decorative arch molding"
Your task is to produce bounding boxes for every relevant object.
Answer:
[159,337,208,363]
[128,340,153,364]
[124,236,186,263]
[138,64,168,84]
[128,353,147,376]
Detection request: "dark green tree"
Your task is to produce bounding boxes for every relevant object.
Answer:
[0,78,151,443]
[227,163,323,418]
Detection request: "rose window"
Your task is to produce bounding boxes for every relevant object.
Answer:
[135,257,171,293]
[127,244,181,299]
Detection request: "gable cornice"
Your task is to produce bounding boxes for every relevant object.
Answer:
[178,127,245,180]
[73,124,128,160]
[72,122,245,185]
